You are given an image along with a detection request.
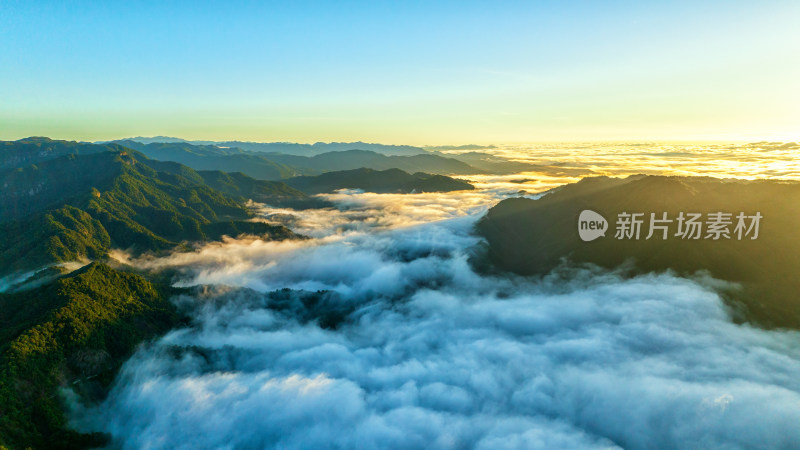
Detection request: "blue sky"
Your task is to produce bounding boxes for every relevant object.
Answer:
[1,0,798,144]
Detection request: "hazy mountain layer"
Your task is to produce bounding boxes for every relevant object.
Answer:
[283,168,475,194]
[263,149,481,176]
[113,141,482,179]
[444,151,595,176]
[114,140,301,180]
[215,140,427,157]
[116,137,428,156]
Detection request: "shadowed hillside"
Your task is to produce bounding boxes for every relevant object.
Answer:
[477,175,800,329]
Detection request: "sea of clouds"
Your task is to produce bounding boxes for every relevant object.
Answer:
[75,189,800,449]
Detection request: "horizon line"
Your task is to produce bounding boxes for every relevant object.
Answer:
[2,135,794,147]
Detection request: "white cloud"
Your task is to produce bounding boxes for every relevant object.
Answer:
[78,189,800,449]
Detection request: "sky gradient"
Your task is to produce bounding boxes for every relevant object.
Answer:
[1,0,798,144]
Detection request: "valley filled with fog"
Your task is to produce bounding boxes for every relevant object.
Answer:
[68,143,800,449]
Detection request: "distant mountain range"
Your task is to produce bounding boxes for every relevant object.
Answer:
[477,175,800,329]
[107,138,571,176]
[260,149,480,176]
[113,137,429,156]
[284,168,475,194]
[423,144,497,151]
[113,140,301,180]
[114,140,484,179]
